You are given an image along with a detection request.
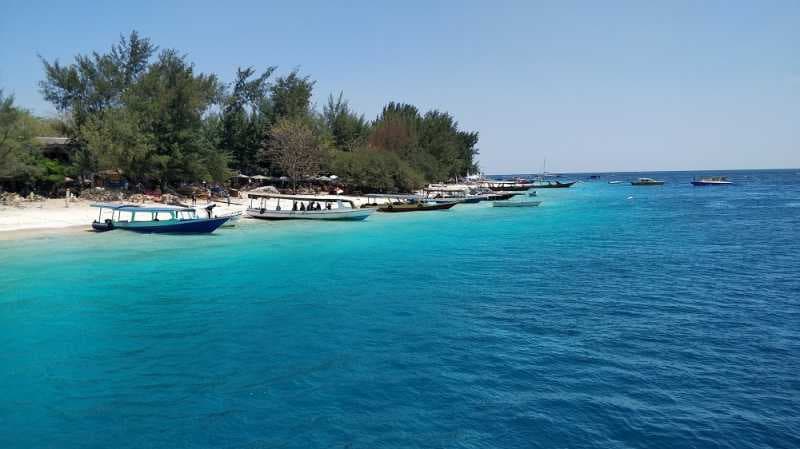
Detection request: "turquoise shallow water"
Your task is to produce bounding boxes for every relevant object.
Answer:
[1,170,799,448]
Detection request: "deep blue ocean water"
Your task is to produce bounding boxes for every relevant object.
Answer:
[1,170,799,449]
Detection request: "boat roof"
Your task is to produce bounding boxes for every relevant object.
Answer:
[91,203,195,212]
[247,193,356,203]
[91,202,141,209]
[365,193,420,199]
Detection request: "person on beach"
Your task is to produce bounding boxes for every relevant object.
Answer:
[192,193,196,206]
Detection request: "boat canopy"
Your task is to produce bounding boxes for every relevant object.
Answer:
[365,193,419,200]
[90,203,141,209]
[247,193,359,207]
[91,203,196,213]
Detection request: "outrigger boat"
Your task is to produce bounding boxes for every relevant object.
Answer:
[91,203,230,233]
[246,193,375,221]
[493,200,542,208]
[692,176,733,186]
[631,177,665,186]
[529,179,576,188]
[488,192,523,201]
[480,180,536,192]
[365,194,458,212]
[380,200,458,212]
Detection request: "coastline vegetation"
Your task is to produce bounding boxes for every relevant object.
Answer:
[1,31,479,195]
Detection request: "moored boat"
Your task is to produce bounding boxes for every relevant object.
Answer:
[488,192,523,201]
[246,193,375,221]
[692,176,733,186]
[91,203,229,233]
[492,200,542,208]
[530,180,576,188]
[378,200,458,212]
[631,177,665,186]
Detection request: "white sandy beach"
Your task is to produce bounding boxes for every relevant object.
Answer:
[0,194,386,237]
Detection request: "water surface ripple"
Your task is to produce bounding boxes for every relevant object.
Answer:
[1,170,799,448]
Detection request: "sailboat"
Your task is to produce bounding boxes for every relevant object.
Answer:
[531,158,576,188]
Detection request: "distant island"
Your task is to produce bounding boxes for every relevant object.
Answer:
[0,31,480,200]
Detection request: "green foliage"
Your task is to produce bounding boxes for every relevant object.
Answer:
[270,70,315,120]
[330,149,424,193]
[39,31,156,128]
[221,66,275,174]
[0,90,40,182]
[364,102,479,185]
[29,31,479,194]
[323,92,368,151]
[126,49,222,187]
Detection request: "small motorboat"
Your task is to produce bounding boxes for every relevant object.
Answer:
[631,178,665,186]
[692,176,733,186]
[91,203,230,234]
[378,200,458,212]
[493,200,542,208]
[608,180,624,184]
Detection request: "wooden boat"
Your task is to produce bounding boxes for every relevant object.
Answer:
[493,200,542,208]
[246,193,375,221]
[631,177,665,186]
[379,201,457,212]
[488,192,522,201]
[530,180,576,188]
[692,176,732,186]
[422,186,483,204]
[486,184,533,192]
[90,203,229,233]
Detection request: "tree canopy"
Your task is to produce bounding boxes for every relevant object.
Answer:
[4,30,480,195]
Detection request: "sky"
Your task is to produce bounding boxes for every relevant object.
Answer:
[1,0,798,173]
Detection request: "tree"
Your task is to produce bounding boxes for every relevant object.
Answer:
[126,49,222,187]
[221,66,275,174]
[264,117,322,192]
[323,92,368,151]
[270,70,315,120]
[40,30,156,128]
[0,91,41,187]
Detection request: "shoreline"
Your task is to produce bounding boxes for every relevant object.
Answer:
[0,224,89,241]
[0,194,382,241]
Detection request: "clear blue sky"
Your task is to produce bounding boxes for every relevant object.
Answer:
[2,1,798,173]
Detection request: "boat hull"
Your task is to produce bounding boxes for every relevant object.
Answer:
[530,181,575,188]
[246,208,375,221]
[631,181,665,186]
[378,202,457,212]
[91,220,114,232]
[488,192,519,201]
[487,185,532,192]
[692,181,732,186]
[111,217,230,234]
[493,201,542,208]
